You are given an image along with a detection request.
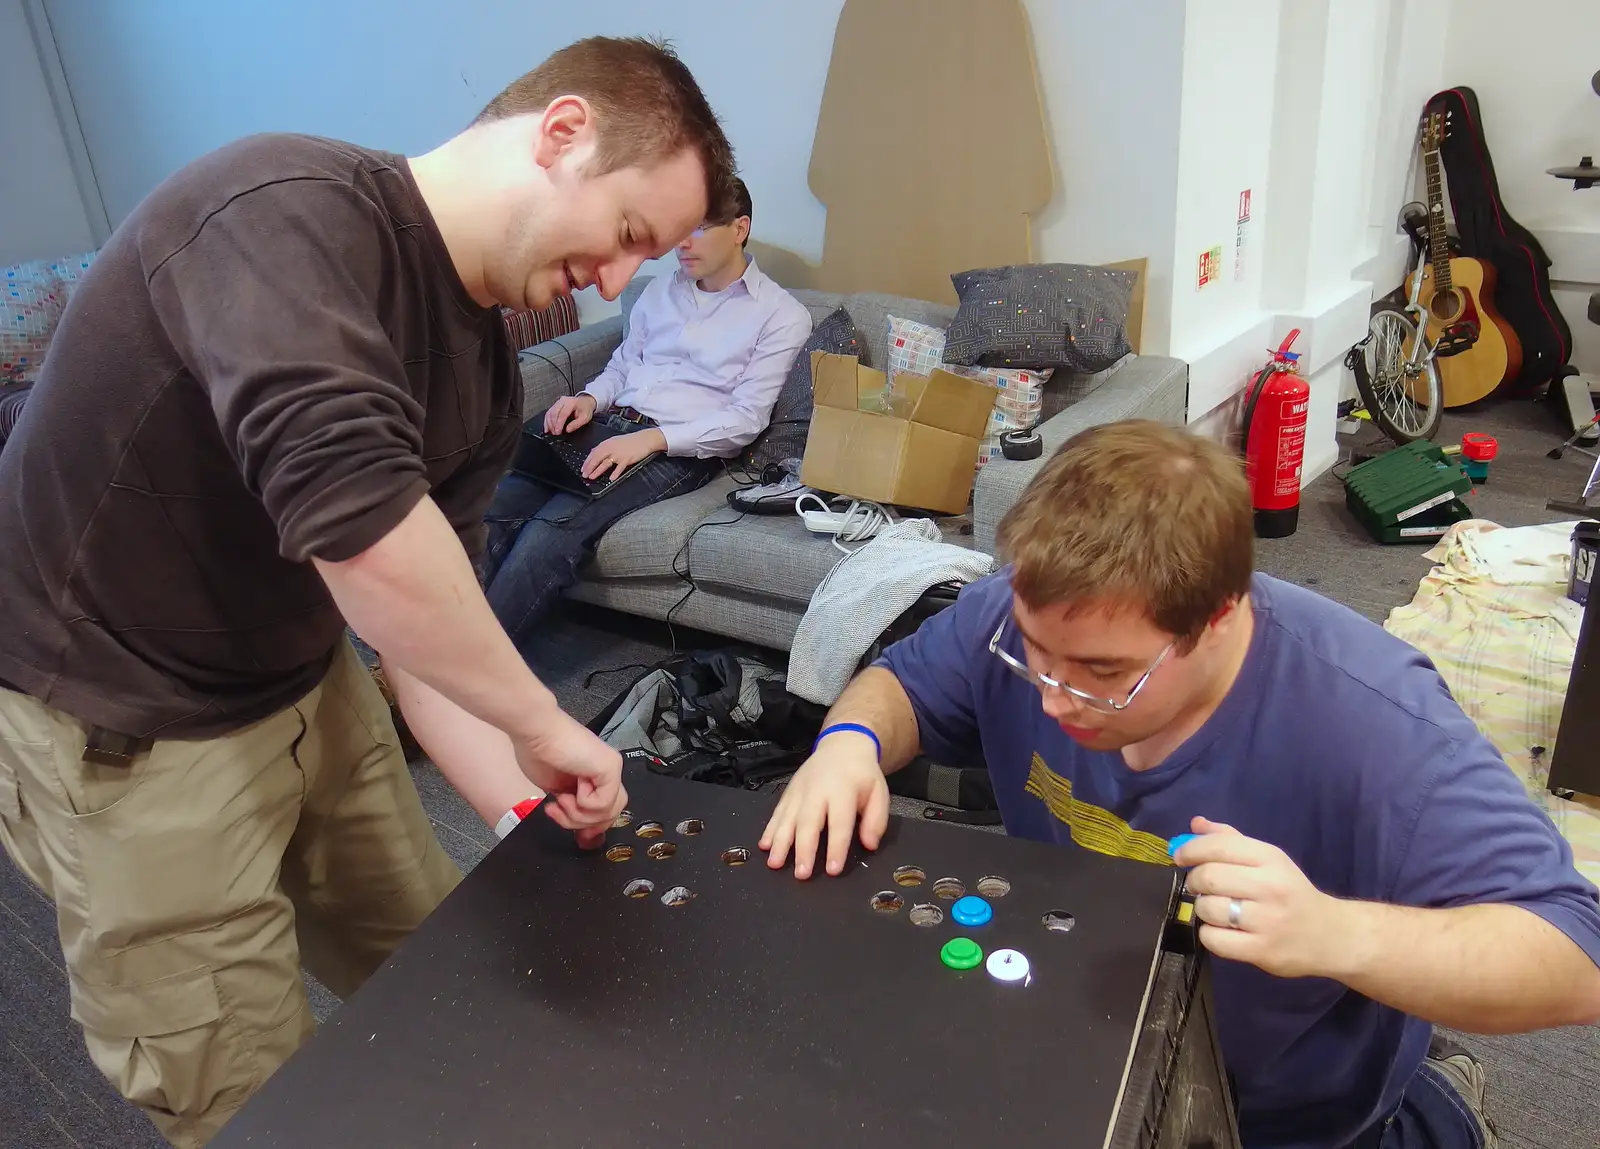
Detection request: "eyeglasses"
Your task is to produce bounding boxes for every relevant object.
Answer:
[987,618,1172,712]
[688,215,750,239]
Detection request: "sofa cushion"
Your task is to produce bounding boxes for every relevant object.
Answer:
[686,512,852,604]
[501,296,578,350]
[1035,354,1137,422]
[587,475,741,581]
[685,508,977,605]
[885,315,1047,467]
[790,289,849,327]
[2,252,97,383]
[843,292,956,369]
[743,306,862,472]
[943,262,1137,373]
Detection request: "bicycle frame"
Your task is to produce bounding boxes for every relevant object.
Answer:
[1399,260,1438,376]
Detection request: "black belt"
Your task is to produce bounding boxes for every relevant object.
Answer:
[0,677,152,765]
[613,406,656,426]
[82,726,152,766]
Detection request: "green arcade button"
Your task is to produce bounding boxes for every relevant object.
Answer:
[940,937,984,970]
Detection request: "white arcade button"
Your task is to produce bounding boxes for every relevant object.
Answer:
[986,948,1030,984]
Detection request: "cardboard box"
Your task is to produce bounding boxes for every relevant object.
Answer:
[800,351,997,515]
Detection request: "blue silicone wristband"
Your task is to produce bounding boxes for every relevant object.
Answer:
[814,722,882,761]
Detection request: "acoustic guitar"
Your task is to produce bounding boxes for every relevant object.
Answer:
[1406,110,1521,407]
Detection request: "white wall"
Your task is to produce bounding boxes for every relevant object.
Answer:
[1443,0,1600,374]
[1167,0,1281,426]
[1028,0,1186,356]
[40,0,1187,336]
[1170,0,1454,483]
[42,0,846,321]
[35,0,1588,450]
[0,0,97,265]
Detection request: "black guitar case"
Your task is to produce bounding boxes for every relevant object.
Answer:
[1424,86,1573,395]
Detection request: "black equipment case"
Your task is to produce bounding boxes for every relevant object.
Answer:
[1425,85,1574,395]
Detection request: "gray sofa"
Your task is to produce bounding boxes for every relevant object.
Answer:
[514,279,1188,651]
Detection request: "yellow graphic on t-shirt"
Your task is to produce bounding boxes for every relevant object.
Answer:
[1024,753,1172,866]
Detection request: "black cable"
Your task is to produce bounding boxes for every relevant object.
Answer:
[727,459,795,489]
[664,506,749,654]
[521,342,577,395]
[582,661,654,691]
[577,464,745,686]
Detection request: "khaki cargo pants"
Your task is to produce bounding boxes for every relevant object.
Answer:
[0,640,462,1146]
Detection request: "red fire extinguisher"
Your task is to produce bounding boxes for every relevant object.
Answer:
[1241,329,1309,539]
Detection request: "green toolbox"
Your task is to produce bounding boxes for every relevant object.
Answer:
[1341,441,1473,545]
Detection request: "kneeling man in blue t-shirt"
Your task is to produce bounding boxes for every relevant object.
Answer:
[761,419,1600,1149]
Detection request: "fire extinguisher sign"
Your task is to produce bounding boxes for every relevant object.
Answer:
[1273,396,1307,496]
[1235,189,1252,282]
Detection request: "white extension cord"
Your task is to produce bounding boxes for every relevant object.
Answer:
[795,493,895,554]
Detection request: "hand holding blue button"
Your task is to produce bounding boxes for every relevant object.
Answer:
[1167,832,1199,860]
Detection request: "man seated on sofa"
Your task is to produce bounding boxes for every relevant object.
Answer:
[481,176,811,648]
[759,420,1600,1149]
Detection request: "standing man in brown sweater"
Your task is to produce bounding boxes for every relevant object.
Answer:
[0,37,736,1146]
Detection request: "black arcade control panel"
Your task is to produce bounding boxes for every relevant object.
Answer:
[214,772,1238,1149]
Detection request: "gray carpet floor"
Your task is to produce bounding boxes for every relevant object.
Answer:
[3,399,1598,1147]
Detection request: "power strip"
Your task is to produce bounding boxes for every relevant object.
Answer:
[795,494,894,552]
[802,508,869,534]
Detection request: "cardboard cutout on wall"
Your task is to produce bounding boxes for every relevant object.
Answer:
[750,0,1053,308]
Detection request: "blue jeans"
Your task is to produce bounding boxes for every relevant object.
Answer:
[1242,1052,1485,1149]
[1376,1062,1484,1149]
[480,415,718,649]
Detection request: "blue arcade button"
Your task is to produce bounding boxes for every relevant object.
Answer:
[950,895,993,927]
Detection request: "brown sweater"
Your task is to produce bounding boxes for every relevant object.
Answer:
[0,133,522,739]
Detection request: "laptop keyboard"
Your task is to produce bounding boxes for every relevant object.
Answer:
[548,436,593,477]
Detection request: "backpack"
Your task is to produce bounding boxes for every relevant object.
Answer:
[588,649,827,790]
[588,591,1003,820]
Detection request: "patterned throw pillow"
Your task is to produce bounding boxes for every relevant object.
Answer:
[1,252,97,383]
[743,306,855,472]
[500,295,579,351]
[885,315,1048,467]
[943,262,1136,373]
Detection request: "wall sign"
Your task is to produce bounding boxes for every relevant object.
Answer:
[1234,189,1252,282]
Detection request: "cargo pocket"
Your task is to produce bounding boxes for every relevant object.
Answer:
[69,965,237,1125]
[0,757,20,822]
[0,750,52,896]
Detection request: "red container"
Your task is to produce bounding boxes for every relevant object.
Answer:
[1460,433,1497,483]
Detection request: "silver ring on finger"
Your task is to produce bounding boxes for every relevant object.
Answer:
[1227,897,1244,930]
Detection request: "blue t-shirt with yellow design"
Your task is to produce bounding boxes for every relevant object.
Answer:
[878,571,1600,1149]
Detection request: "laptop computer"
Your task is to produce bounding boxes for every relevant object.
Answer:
[510,420,650,499]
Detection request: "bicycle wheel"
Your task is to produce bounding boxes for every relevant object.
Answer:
[1356,309,1442,443]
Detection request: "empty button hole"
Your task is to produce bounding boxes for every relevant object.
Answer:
[933,878,965,900]
[1042,910,1076,934]
[605,845,634,862]
[647,842,677,860]
[893,865,926,887]
[676,818,705,836]
[612,810,634,829]
[909,903,945,927]
[624,879,654,899]
[721,847,750,866]
[661,886,696,907]
[635,822,665,839]
[870,891,905,913]
[976,876,1011,898]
